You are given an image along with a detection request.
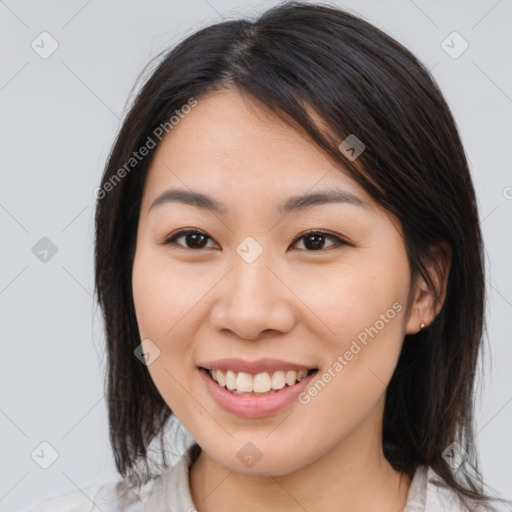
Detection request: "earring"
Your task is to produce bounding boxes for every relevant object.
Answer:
[420,322,426,329]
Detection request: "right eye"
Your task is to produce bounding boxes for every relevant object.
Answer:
[162,229,219,250]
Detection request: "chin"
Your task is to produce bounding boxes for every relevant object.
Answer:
[199,436,318,477]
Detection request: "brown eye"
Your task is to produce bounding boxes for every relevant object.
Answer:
[291,231,348,251]
[162,229,349,252]
[164,229,217,249]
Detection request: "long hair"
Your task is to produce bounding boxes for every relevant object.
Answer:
[94,2,508,509]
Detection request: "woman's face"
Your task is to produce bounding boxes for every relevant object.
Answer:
[132,88,424,475]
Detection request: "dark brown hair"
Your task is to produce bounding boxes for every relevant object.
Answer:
[94,2,509,509]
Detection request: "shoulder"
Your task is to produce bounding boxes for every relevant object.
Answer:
[17,483,103,512]
[17,477,156,512]
[18,446,197,512]
[424,473,470,512]
[407,465,511,512]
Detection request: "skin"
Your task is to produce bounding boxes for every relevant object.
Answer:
[131,88,451,512]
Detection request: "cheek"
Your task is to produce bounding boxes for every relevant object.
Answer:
[295,267,406,343]
[132,248,202,341]
[296,273,408,439]
[293,248,410,380]
[131,248,200,412]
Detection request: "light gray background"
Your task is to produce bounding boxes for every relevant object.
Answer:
[1,0,511,510]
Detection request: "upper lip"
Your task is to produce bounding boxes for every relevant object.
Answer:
[198,358,317,374]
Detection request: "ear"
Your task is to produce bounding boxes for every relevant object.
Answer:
[405,240,452,335]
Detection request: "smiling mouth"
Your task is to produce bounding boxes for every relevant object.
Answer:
[202,367,318,396]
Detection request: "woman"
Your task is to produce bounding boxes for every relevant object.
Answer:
[20,2,511,511]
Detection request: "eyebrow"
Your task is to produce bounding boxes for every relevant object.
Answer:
[148,187,368,215]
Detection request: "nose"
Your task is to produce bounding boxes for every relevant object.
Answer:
[209,253,297,341]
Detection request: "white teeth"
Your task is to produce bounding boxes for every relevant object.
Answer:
[225,370,237,390]
[208,368,312,394]
[253,372,272,393]
[216,369,226,387]
[236,372,254,392]
[271,371,286,390]
[285,370,297,386]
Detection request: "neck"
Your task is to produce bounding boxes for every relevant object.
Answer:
[189,411,412,512]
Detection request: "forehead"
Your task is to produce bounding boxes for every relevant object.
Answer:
[141,88,374,212]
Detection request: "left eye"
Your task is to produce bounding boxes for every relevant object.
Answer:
[292,231,347,251]
[162,229,348,252]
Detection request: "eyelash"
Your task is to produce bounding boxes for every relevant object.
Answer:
[161,229,350,252]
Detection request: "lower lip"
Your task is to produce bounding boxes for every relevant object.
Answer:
[198,367,317,419]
